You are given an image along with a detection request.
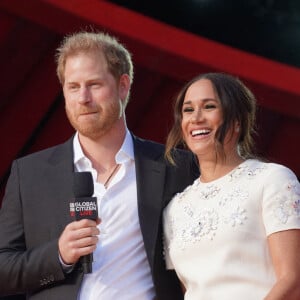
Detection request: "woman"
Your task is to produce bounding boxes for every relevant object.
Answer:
[163,73,300,299]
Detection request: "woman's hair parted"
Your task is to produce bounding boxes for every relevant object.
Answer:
[165,72,257,164]
[55,31,134,106]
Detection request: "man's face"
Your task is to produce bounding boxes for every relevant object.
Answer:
[63,51,125,140]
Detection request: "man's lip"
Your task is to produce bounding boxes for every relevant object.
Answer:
[79,111,97,115]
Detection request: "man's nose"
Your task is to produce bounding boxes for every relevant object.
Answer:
[78,87,91,104]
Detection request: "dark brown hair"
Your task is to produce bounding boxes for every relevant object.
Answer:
[165,72,257,164]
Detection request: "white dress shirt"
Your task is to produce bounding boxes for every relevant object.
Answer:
[73,131,155,300]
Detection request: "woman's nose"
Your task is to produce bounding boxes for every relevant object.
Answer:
[191,109,203,123]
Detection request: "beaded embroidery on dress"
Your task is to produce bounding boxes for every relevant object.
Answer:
[273,179,300,224]
[163,159,300,300]
[165,159,300,251]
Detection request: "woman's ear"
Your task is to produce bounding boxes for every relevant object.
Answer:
[235,121,240,133]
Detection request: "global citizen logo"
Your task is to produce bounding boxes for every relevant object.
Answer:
[70,201,97,218]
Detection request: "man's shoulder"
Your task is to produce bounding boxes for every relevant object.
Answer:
[133,135,164,150]
[132,135,187,152]
[16,137,73,164]
[132,134,194,163]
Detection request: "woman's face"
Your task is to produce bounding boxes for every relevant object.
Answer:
[181,79,222,158]
[181,78,238,159]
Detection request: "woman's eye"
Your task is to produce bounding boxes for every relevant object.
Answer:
[204,104,216,109]
[182,107,194,113]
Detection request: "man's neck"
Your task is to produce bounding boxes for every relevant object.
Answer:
[78,126,126,171]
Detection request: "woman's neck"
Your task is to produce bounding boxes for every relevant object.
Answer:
[198,154,244,183]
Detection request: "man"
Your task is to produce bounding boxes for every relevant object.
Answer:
[0,31,198,299]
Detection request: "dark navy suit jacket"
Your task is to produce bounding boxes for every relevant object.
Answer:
[0,134,198,300]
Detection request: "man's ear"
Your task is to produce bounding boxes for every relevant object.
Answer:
[119,74,131,102]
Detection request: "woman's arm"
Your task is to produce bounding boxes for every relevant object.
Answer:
[264,229,300,300]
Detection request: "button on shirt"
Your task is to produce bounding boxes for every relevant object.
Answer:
[73,131,155,300]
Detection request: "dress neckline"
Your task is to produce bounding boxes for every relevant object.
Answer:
[198,159,254,185]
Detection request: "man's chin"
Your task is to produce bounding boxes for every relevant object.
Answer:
[77,126,105,140]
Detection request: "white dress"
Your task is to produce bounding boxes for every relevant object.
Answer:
[163,159,300,300]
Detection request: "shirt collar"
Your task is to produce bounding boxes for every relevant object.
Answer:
[73,129,134,167]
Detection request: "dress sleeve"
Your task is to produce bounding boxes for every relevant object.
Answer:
[163,206,175,270]
[262,164,300,236]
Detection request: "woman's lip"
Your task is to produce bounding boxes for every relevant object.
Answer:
[190,128,211,137]
[190,133,211,140]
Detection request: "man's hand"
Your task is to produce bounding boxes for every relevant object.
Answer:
[58,218,100,265]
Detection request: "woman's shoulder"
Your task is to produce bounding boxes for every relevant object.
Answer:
[243,159,298,181]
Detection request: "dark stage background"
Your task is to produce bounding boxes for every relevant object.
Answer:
[0,0,299,202]
[0,1,299,299]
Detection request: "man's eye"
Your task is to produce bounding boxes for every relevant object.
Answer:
[90,83,101,88]
[68,85,79,90]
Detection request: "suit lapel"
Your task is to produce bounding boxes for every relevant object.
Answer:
[46,134,165,267]
[133,135,166,268]
[46,137,75,230]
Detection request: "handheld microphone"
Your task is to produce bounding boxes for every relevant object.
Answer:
[70,172,98,274]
